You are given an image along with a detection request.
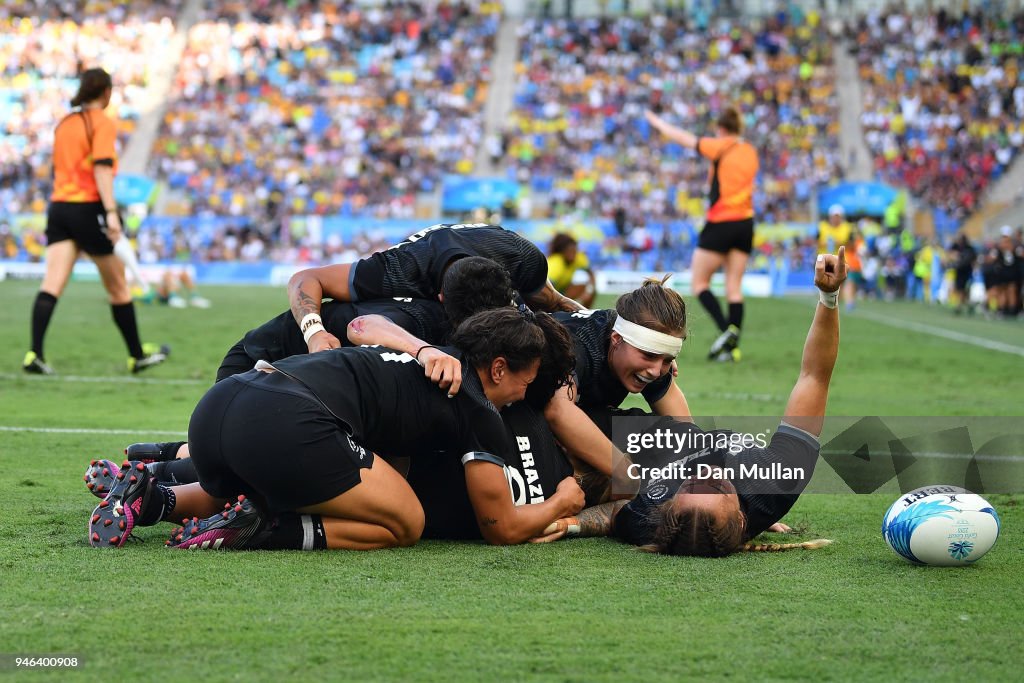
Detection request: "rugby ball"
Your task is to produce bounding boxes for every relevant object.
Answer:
[882,485,1000,566]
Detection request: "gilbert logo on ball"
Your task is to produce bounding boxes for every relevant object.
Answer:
[882,485,1001,566]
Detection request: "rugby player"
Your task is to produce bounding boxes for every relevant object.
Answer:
[88,308,584,550]
[94,257,514,481]
[533,248,847,556]
[287,223,582,354]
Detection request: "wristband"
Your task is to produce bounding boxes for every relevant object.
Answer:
[818,288,839,309]
[105,208,117,213]
[300,314,325,343]
[415,345,438,362]
[565,522,581,537]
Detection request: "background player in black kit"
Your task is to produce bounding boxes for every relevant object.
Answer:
[88,308,584,550]
[287,223,583,354]
[534,248,848,556]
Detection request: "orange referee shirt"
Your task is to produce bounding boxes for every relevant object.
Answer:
[697,135,758,223]
[51,108,118,203]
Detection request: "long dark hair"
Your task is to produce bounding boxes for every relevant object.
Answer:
[71,68,112,107]
[449,308,545,373]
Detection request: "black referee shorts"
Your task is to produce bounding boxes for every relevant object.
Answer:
[188,370,373,514]
[46,201,115,256]
[697,218,755,255]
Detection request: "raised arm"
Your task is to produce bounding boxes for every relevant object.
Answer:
[783,247,847,438]
[464,461,584,545]
[645,110,698,149]
[287,264,354,352]
[347,314,462,394]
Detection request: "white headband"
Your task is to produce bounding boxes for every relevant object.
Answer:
[612,316,683,357]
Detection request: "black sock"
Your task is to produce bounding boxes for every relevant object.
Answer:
[111,302,145,358]
[148,458,199,486]
[727,302,744,332]
[139,484,176,526]
[30,291,58,357]
[697,289,728,332]
[157,441,187,461]
[252,513,327,550]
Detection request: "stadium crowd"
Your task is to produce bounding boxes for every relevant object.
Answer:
[0,0,180,214]
[148,0,499,221]
[504,10,840,225]
[854,8,1024,220]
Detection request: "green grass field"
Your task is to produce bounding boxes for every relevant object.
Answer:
[0,279,1021,682]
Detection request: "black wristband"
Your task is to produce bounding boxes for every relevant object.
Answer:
[415,345,437,361]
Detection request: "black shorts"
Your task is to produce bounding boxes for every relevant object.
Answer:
[697,218,754,254]
[954,270,972,293]
[46,201,115,255]
[187,370,373,514]
[215,339,257,382]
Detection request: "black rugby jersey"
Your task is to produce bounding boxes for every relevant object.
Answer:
[553,309,673,410]
[602,412,819,545]
[350,223,548,300]
[410,401,574,540]
[239,298,447,363]
[264,345,511,465]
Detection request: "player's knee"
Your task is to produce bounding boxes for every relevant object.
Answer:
[390,501,425,547]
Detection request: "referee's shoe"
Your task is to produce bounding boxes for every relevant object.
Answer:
[128,343,170,373]
[707,325,740,361]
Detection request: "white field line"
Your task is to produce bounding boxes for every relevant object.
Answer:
[0,372,207,386]
[0,426,187,437]
[853,310,1024,357]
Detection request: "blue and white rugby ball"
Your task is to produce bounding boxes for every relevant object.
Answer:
[882,485,1000,566]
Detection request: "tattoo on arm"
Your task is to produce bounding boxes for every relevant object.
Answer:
[479,517,498,527]
[575,501,628,538]
[292,285,320,322]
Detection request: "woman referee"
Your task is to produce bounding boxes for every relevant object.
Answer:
[24,68,167,374]
[645,107,758,362]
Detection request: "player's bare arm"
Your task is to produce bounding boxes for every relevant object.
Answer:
[347,314,462,395]
[464,462,585,545]
[289,264,354,352]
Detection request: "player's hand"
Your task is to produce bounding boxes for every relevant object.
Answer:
[528,516,580,544]
[104,212,123,244]
[417,346,462,396]
[307,330,342,353]
[767,522,793,533]
[555,476,585,516]
[559,295,585,313]
[815,245,848,293]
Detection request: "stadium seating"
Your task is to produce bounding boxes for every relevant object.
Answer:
[148,0,499,220]
[504,12,840,226]
[854,9,1024,221]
